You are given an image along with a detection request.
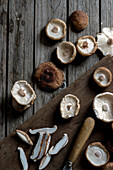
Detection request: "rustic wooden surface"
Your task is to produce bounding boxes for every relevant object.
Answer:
[0,55,113,170]
[0,0,113,168]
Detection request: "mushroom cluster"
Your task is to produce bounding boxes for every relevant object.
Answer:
[97,27,113,56]
[11,80,36,111]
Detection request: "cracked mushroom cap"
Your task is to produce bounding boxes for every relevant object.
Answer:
[102,162,113,170]
[11,80,36,106]
[45,19,66,40]
[56,41,76,64]
[93,92,113,122]
[60,94,80,119]
[35,62,64,90]
[93,67,112,87]
[70,10,88,31]
[97,27,113,56]
[76,35,97,57]
[86,142,110,167]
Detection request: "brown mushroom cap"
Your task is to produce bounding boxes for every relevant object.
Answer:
[93,67,112,87]
[45,19,66,40]
[35,62,64,90]
[56,41,76,64]
[70,10,88,31]
[76,35,98,57]
[86,142,110,167]
[102,162,113,170]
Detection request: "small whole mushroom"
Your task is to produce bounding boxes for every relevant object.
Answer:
[86,142,110,167]
[35,62,64,90]
[70,10,88,31]
[93,67,112,87]
[11,80,36,111]
[45,19,66,40]
[76,35,97,57]
[97,27,113,56]
[93,92,113,122]
[60,94,80,119]
[56,41,76,64]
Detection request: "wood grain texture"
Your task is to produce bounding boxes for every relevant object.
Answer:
[0,56,113,170]
[7,0,34,135]
[0,0,8,140]
[34,0,67,112]
[68,0,99,84]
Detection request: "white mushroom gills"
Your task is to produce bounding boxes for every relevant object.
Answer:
[29,125,57,135]
[49,133,68,155]
[18,147,28,170]
[86,144,109,166]
[16,130,33,145]
[39,154,51,170]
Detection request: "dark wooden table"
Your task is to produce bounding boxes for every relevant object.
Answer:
[0,0,112,141]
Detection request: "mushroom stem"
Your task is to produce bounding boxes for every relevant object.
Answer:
[52,26,59,33]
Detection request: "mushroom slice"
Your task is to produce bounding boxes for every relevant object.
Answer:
[102,162,113,170]
[17,147,28,170]
[56,41,76,64]
[60,94,80,119]
[11,80,36,108]
[30,132,44,160]
[76,35,97,57]
[16,129,33,145]
[93,92,113,122]
[45,19,66,40]
[93,67,112,87]
[86,142,110,167]
[45,135,51,155]
[39,154,51,170]
[97,27,113,56]
[34,133,51,161]
[49,133,68,155]
[35,62,64,90]
[29,125,57,135]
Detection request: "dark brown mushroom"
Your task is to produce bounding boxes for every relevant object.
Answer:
[102,162,113,170]
[35,62,64,90]
[70,10,88,31]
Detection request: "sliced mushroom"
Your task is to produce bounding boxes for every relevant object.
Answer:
[70,10,89,31]
[97,27,113,56]
[49,133,68,155]
[39,154,51,170]
[29,125,57,135]
[86,142,110,167]
[34,133,50,161]
[45,135,51,155]
[76,35,97,57]
[16,130,33,145]
[102,162,113,170]
[30,132,44,160]
[17,147,28,170]
[93,92,113,122]
[45,19,66,40]
[60,94,80,119]
[56,41,76,64]
[35,62,64,90]
[93,67,112,87]
[11,80,36,111]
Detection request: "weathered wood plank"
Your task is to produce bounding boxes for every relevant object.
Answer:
[0,0,8,140]
[7,0,34,135]
[0,56,113,170]
[68,0,99,84]
[34,0,67,112]
[101,0,113,28]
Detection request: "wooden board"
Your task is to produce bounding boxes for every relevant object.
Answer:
[0,55,113,170]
